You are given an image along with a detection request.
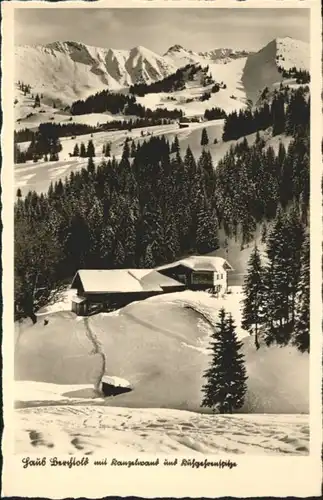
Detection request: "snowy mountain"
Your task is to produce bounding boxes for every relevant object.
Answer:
[200,48,250,61]
[164,44,250,67]
[15,37,309,116]
[242,37,310,103]
[15,41,177,105]
[164,45,205,67]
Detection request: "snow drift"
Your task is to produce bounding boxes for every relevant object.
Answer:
[15,291,309,414]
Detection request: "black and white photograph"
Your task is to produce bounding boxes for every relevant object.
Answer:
[12,5,312,454]
[2,3,322,496]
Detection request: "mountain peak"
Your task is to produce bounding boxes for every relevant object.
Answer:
[164,44,186,55]
[130,45,157,57]
[132,45,147,52]
[43,40,89,53]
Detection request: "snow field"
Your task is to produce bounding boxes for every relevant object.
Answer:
[15,404,309,456]
[15,289,309,414]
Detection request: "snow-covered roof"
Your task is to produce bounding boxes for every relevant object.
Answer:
[71,269,184,294]
[141,270,186,289]
[156,255,233,273]
[71,295,87,304]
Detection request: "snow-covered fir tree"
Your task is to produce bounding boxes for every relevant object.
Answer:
[200,128,209,147]
[293,234,310,352]
[86,139,95,158]
[73,143,80,157]
[80,142,86,158]
[171,135,180,154]
[87,157,95,175]
[201,308,248,414]
[242,245,266,349]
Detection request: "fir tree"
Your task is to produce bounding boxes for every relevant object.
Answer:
[114,241,125,267]
[201,309,248,413]
[200,128,209,147]
[80,142,86,158]
[242,245,266,349]
[73,143,80,157]
[293,234,310,352]
[130,141,137,158]
[271,94,285,136]
[87,156,95,175]
[122,140,130,160]
[262,207,304,346]
[196,200,219,254]
[34,94,41,108]
[171,135,180,154]
[86,139,95,158]
[263,209,290,345]
[49,151,59,161]
[105,142,111,157]
[16,188,22,198]
[142,244,155,268]
[285,206,305,327]
[261,222,267,243]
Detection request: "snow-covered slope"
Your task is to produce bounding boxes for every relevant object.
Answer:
[164,45,204,67]
[275,37,310,71]
[200,48,250,61]
[15,37,308,118]
[16,404,308,455]
[15,121,293,197]
[15,291,309,414]
[242,37,310,103]
[164,44,249,67]
[135,56,248,117]
[15,42,177,105]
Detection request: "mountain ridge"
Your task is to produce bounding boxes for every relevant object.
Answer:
[15,36,309,112]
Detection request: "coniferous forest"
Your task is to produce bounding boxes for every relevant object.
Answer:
[14,117,177,149]
[14,71,310,365]
[15,121,309,324]
[222,86,309,141]
[70,89,183,119]
[242,214,309,353]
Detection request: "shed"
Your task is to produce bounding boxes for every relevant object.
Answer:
[71,295,88,316]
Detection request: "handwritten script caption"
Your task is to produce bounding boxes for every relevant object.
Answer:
[21,457,238,470]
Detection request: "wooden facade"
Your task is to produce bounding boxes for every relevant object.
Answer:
[70,269,185,316]
[158,264,217,291]
[71,296,88,316]
[70,259,232,316]
[157,257,233,294]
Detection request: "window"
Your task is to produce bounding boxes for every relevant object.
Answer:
[191,272,213,285]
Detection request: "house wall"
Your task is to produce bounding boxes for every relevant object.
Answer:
[190,270,214,290]
[159,266,228,292]
[158,265,191,285]
[84,291,164,310]
[72,300,88,316]
[161,285,185,294]
[213,271,228,294]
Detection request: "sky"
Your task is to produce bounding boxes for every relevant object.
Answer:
[15,8,310,53]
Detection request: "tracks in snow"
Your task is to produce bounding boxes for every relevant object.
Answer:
[83,318,106,394]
